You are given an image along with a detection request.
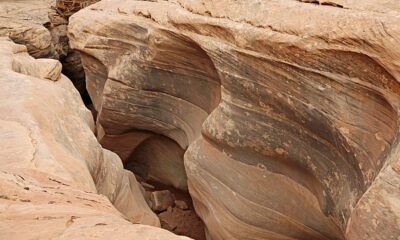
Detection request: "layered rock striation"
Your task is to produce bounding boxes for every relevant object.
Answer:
[69,1,400,239]
[0,0,56,58]
[0,0,90,96]
[0,37,190,239]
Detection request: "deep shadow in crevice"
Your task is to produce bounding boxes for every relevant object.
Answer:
[119,30,222,240]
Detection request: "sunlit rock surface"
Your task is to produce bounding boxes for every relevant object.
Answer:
[0,0,56,58]
[0,0,89,96]
[69,1,400,239]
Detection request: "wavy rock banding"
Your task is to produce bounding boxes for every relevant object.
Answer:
[69,5,221,191]
[69,1,400,239]
[0,37,192,239]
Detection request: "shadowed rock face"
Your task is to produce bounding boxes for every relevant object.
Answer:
[125,135,188,190]
[69,11,221,190]
[69,1,400,239]
[0,38,193,239]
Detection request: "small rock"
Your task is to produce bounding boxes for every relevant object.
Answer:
[141,182,155,190]
[150,190,175,212]
[145,191,153,209]
[174,200,189,210]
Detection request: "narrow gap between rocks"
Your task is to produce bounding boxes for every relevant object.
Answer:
[117,34,222,239]
[123,135,207,240]
[46,1,221,239]
[45,4,93,106]
[118,41,221,239]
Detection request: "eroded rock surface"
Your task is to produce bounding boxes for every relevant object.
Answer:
[69,1,400,239]
[47,6,88,96]
[69,1,221,191]
[0,0,89,97]
[0,38,192,239]
[0,0,56,58]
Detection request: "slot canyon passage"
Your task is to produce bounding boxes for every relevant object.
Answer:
[1,0,400,239]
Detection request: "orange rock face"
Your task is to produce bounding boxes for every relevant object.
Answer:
[0,38,190,240]
[68,1,400,239]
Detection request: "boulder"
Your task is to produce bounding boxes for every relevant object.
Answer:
[0,38,191,239]
[150,190,175,212]
[69,1,400,239]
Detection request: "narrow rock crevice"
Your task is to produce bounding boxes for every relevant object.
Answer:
[46,5,93,105]
[68,13,223,237]
[297,0,345,8]
[112,38,222,239]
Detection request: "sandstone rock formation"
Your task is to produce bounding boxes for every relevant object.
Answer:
[47,6,88,96]
[0,0,56,58]
[56,0,99,18]
[0,38,190,239]
[69,1,400,239]
[49,0,100,96]
[150,190,175,212]
[0,0,89,97]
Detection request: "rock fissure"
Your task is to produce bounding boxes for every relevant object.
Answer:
[69,1,400,239]
[1,0,400,239]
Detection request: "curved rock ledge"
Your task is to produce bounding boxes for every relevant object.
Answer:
[0,38,190,239]
[69,1,400,239]
[69,5,221,190]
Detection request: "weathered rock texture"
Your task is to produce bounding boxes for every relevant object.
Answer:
[69,0,221,191]
[0,0,56,58]
[0,0,89,97]
[49,0,100,96]
[47,6,88,95]
[0,38,191,239]
[56,0,100,18]
[69,1,400,239]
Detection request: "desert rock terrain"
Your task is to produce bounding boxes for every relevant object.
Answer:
[1,0,399,239]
